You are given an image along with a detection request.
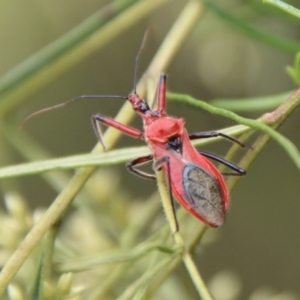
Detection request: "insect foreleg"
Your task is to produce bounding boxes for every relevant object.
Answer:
[92,114,143,150]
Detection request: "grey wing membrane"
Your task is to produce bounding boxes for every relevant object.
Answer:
[183,164,226,226]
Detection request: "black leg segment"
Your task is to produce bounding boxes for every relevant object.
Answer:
[189,131,245,148]
[199,150,246,176]
[126,155,155,180]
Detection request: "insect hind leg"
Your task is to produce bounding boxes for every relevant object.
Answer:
[189,131,245,148]
[199,151,246,176]
[126,155,155,180]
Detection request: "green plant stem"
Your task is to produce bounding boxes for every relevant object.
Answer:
[89,193,165,300]
[0,124,248,179]
[33,226,58,300]
[263,0,300,19]
[0,1,203,295]
[210,91,292,112]
[0,0,170,116]
[58,242,174,272]
[167,91,300,171]
[148,223,207,297]
[1,122,72,191]
[116,254,176,300]
[226,87,300,190]
[0,146,147,179]
[155,169,213,300]
[226,130,267,190]
[201,0,300,53]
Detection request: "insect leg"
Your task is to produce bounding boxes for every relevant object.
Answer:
[126,155,155,180]
[92,114,143,150]
[189,131,245,148]
[154,156,179,233]
[158,74,167,115]
[199,150,246,176]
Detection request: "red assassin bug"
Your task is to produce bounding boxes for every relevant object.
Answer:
[22,40,246,228]
[91,74,246,228]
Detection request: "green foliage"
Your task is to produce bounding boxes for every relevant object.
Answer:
[263,0,300,19]
[0,0,300,299]
[287,52,300,86]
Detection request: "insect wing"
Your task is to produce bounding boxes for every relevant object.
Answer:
[183,164,226,227]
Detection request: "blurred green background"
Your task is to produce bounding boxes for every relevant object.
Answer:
[0,0,300,299]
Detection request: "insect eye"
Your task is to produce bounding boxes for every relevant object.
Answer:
[138,101,150,113]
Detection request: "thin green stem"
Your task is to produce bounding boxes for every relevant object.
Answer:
[0,124,248,179]
[263,0,300,19]
[210,91,292,112]
[155,169,213,300]
[226,87,300,189]
[58,242,174,272]
[116,255,176,300]
[1,122,72,191]
[0,146,148,179]
[167,91,300,171]
[34,226,58,300]
[201,0,300,53]
[0,1,135,97]
[86,193,165,299]
[0,0,170,116]
[147,223,207,297]
[226,130,268,190]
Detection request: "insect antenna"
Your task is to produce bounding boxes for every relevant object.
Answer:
[20,94,128,130]
[133,28,151,95]
[21,29,153,130]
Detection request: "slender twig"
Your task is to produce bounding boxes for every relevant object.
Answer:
[0,0,170,116]
[167,91,300,171]
[155,169,213,300]
[263,0,300,19]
